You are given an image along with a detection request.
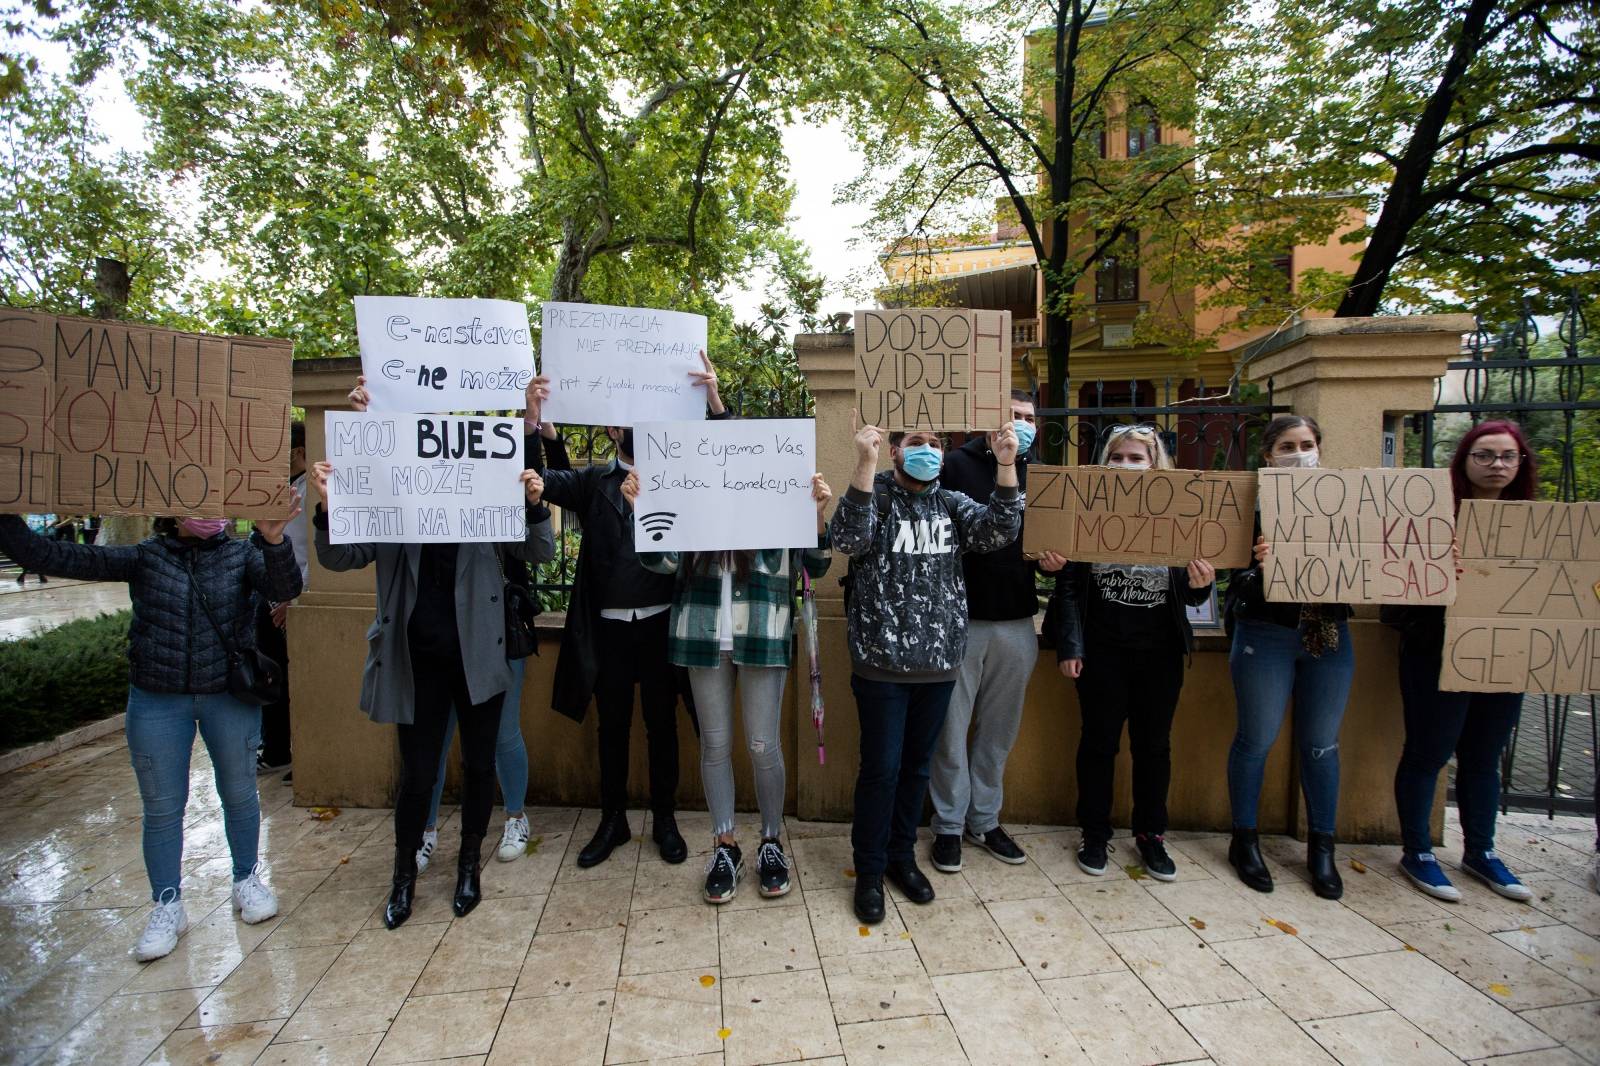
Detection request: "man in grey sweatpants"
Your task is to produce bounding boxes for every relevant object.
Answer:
[928,392,1063,871]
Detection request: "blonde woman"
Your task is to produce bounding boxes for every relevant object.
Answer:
[1046,425,1214,881]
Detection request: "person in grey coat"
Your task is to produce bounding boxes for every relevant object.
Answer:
[310,455,555,930]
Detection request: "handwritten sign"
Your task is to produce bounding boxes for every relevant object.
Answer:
[354,296,534,412]
[323,412,526,543]
[1260,468,1456,605]
[854,308,1011,431]
[1440,500,1600,694]
[1021,465,1257,566]
[0,310,292,519]
[633,418,817,551]
[539,302,707,426]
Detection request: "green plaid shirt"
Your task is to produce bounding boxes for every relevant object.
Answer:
[639,540,832,668]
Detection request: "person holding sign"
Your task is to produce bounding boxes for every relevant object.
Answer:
[831,413,1023,925]
[0,505,304,962]
[310,420,556,930]
[528,356,729,869]
[1386,422,1538,903]
[928,391,1055,876]
[1047,426,1216,882]
[1222,415,1354,900]
[627,470,834,903]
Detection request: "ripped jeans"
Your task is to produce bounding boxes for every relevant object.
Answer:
[1226,617,1354,835]
[690,655,789,840]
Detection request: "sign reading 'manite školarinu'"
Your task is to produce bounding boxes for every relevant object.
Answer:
[1441,500,1600,695]
[854,308,1011,431]
[0,310,294,518]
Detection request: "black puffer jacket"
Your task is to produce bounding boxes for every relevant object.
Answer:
[0,515,302,694]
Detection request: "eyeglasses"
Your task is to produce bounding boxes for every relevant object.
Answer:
[1468,450,1524,467]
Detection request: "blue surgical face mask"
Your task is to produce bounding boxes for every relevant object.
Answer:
[1012,419,1036,455]
[900,443,943,482]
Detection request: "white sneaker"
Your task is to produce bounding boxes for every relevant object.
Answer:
[417,828,438,873]
[231,863,279,924]
[497,814,530,863]
[134,894,188,961]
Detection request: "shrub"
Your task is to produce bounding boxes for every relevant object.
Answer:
[0,610,131,751]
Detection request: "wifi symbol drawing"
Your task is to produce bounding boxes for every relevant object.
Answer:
[640,511,677,541]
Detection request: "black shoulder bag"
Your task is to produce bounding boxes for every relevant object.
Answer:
[189,558,285,706]
[496,546,540,660]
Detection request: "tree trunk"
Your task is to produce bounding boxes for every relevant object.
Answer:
[549,218,589,303]
[86,256,151,545]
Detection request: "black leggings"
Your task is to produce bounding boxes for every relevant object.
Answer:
[395,656,503,854]
[1074,639,1185,841]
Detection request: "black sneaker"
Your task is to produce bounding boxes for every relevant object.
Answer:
[1135,833,1177,882]
[703,842,744,904]
[931,833,963,873]
[256,754,291,776]
[1076,837,1109,876]
[966,826,1027,865]
[756,838,791,898]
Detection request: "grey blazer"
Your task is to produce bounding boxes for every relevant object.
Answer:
[313,508,557,725]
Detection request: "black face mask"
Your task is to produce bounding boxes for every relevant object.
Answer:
[617,428,635,458]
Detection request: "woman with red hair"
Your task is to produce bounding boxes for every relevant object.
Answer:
[1388,420,1538,903]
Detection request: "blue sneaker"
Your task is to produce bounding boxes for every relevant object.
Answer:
[1460,850,1533,901]
[1398,850,1461,902]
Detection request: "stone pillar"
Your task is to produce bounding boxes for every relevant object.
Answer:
[1242,313,1474,842]
[286,357,402,807]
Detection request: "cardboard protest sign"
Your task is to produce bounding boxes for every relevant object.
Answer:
[854,308,1012,431]
[1440,500,1600,694]
[633,418,817,551]
[323,412,526,543]
[539,302,708,426]
[1021,465,1257,567]
[0,309,292,519]
[1260,468,1456,605]
[354,296,534,412]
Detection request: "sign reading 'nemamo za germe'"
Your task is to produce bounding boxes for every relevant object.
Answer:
[539,302,709,426]
[0,310,293,519]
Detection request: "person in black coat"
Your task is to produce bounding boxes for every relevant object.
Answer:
[0,504,302,963]
[525,355,729,868]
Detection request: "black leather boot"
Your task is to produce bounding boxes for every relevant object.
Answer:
[577,809,632,869]
[1308,831,1343,900]
[652,811,688,864]
[384,847,417,930]
[853,873,886,924]
[1229,828,1274,893]
[453,834,484,917]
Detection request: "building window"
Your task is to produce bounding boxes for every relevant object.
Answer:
[1250,251,1294,303]
[1095,233,1139,303]
[1126,102,1160,158]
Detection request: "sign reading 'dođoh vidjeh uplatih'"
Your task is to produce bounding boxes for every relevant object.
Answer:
[1260,467,1457,606]
[353,296,535,412]
[538,302,709,427]
[854,308,1012,432]
[322,411,526,543]
[631,419,818,552]
[0,310,293,519]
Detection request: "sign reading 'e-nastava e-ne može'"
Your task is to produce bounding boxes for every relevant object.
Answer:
[0,309,293,519]
[354,296,535,412]
[538,302,709,427]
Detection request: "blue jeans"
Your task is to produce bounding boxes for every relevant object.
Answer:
[126,685,262,901]
[425,657,529,829]
[1227,617,1355,835]
[850,675,956,877]
[1395,641,1521,854]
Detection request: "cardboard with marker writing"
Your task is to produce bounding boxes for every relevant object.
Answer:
[1260,468,1456,606]
[1440,500,1600,694]
[854,308,1011,431]
[1022,465,1257,567]
[0,309,293,519]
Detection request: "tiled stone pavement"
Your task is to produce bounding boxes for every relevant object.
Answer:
[1,734,1597,1065]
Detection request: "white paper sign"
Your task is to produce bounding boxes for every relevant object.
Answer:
[323,411,526,543]
[633,419,817,551]
[539,301,708,426]
[354,296,535,412]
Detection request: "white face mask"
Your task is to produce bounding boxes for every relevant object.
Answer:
[1272,449,1319,469]
[1106,458,1151,471]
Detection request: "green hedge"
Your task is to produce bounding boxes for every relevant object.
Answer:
[0,610,131,751]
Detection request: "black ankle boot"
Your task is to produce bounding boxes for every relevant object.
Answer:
[577,809,631,869]
[453,835,484,917]
[1229,828,1273,893]
[1308,831,1343,900]
[652,811,687,865]
[384,847,418,930]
